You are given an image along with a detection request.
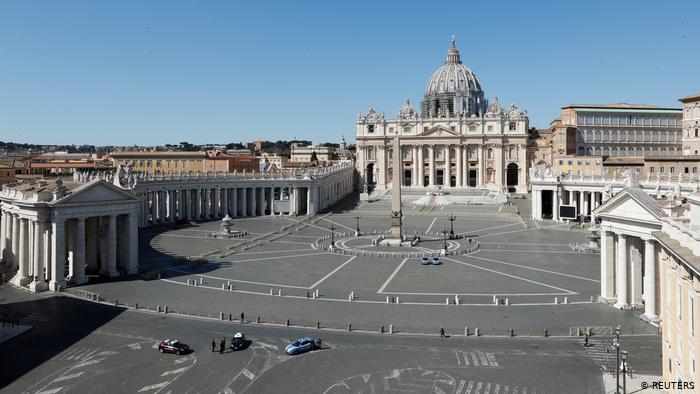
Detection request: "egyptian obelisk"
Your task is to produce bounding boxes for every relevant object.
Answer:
[390,134,402,240]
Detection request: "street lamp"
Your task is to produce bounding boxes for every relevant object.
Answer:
[621,351,629,394]
[330,224,336,249]
[440,227,449,251]
[449,213,456,239]
[354,214,361,236]
[614,325,622,394]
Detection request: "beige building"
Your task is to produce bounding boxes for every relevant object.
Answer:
[290,144,333,164]
[595,182,700,391]
[680,92,700,155]
[0,164,16,186]
[259,153,289,169]
[356,40,529,192]
[111,152,207,173]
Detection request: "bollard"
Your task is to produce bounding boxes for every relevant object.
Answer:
[554,297,558,304]
[590,295,594,302]
[446,297,450,305]
[228,313,232,321]
[315,289,319,297]
[199,277,203,285]
[312,292,316,300]
[493,294,496,303]
[348,293,353,301]
[350,291,354,300]
[564,297,568,304]
[114,298,119,306]
[229,284,233,291]
[307,292,310,298]
[256,315,261,324]
[164,305,168,314]
[227,281,231,287]
[544,328,548,337]
[389,324,394,334]
[220,312,224,320]
[187,279,191,285]
[577,328,582,336]
[465,327,469,336]
[285,319,290,326]
[348,323,352,331]
[270,289,273,295]
[222,283,226,290]
[135,303,139,310]
[316,321,320,329]
[505,298,509,305]
[157,305,161,313]
[454,295,459,305]
[278,289,282,296]
[380,324,384,333]
[387,296,390,303]
[475,328,480,337]
[508,328,514,337]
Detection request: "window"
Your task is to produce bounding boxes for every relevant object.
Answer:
[685,167,689,174]
[660,167,665,173]
[174,160,178,168]
[568,160,573,165]
[189,160,194,166]
[156,160,162,167]
[140,160,145,167]
[585,160,590,165]
[450,126,456,131]
[670,167,675,174]
[487,148,493,159]
[693,167,698,174]
[468,125,476,132]
[509,146,517,159]
[146,161,152,168]
[509,122,516,131]
[166,160,171,168]
[468,147,476,158]
[596,160,601,165]
[577,160,582,165]
[367,147,375,160]
[558,160,564,165]
[367,125,375,133]
[487,125,493,132]
[650,167,655,173]
[403,126,411,133]
[636,168,641,173]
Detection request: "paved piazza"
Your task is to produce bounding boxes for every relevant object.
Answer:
[1,195,663,393]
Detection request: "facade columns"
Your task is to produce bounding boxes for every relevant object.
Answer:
[102,214,118,277]
[29,220,47,291]
[615,234,628,308]
[126,214,138,274]
[195,189,202,219]
[426,146,434,186]
[269,187,275,216]
[12,214,19,266]
[643,238,658,320]
[455,145,463,188]
[0,209,6,261]
[600,230,615,299]
[49,219,66,291]
[251,187,257,217]
[231,188,238,217]
[412,146,419,186]
[204,188,211,218]
[72,217,87,284]
[552,189,560,221]
[213,188,220,218]
[444,145,451,187]
[418,145,424,186]
[222,188,228,216]
[13,218,29,285]
[241,187,247,217]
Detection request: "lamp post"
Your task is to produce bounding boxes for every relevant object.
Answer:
[330,224,336,249]
[621,351,628,394]
[449,213,456,239]
[614,325,622,394]
[440,227,449,251]
[354,214,361,236]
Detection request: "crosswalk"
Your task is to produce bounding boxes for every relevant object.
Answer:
[53,347,102,361]
[455,379,543,394]
[18,312,55,326]
[584,338,616,373]
[456,351,499,367]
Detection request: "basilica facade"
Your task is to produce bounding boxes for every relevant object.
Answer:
[355,40,529,193]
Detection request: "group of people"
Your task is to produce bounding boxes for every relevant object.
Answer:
[211,313,246,354]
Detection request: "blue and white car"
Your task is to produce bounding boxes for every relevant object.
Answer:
[431,257,442,265]
[420,257,430,265]
[285,336,316,355]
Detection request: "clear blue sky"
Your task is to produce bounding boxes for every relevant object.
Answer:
[1,1,698,146]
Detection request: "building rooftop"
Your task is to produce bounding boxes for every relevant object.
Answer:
[110,151,207,157]
[562,103,681,111]
[679,92,700,103]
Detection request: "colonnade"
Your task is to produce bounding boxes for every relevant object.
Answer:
[531,186,605,221]
[0,208,138,291]
[600,230,658,321]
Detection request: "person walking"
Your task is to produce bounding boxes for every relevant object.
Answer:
[219,338,225,354]
[440,327,445,338]
[584,333,589,348]
[211,339,216,352]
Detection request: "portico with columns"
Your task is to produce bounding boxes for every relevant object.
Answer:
[0,179,140,292]
[594,187,665,322]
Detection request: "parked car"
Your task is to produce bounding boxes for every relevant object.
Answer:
[230,332,246,350]
[158,339,190,355]
[431,257,442,265]
[285,336,316,355]
[420,257,430,265]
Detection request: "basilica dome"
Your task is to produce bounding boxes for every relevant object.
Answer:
[421,40,486,118]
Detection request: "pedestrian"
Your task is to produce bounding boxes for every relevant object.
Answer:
[211,339,216,353]
[219,338,225,354]
[240,312,245,323]
[584,333,589,347]
[440,327,445,338]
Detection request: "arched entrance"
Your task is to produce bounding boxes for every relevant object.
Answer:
[506,163,519,189]
[365,163,375,192]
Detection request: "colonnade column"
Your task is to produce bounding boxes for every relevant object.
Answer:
[412,146,419,186]
[12,218,29,285]
[195,189,202,219]
[222,188,228,216]
[241,188,247,217]
[600,230,615,299]
[643,239,658,320]
[49,219,66,291]
[72,217,87,284]
[0,209,6,261]
[268,187,275,216]
[250,187,257,217]
[552,189,560,221]
[102,214,118,277]
[213,188,220,218]
[12,214,19,265]
[231,188,238,217]
[126,213,138,274]
[428,145,435,187]
[615,234,628,308]
[29,220,47,291]
[444,145,451,188]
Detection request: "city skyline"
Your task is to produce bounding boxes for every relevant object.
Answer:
[1,1,698,146]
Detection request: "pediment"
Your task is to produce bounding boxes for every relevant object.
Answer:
[51,180,139,206]
[595,191,662,224]
[417,126,460,138]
